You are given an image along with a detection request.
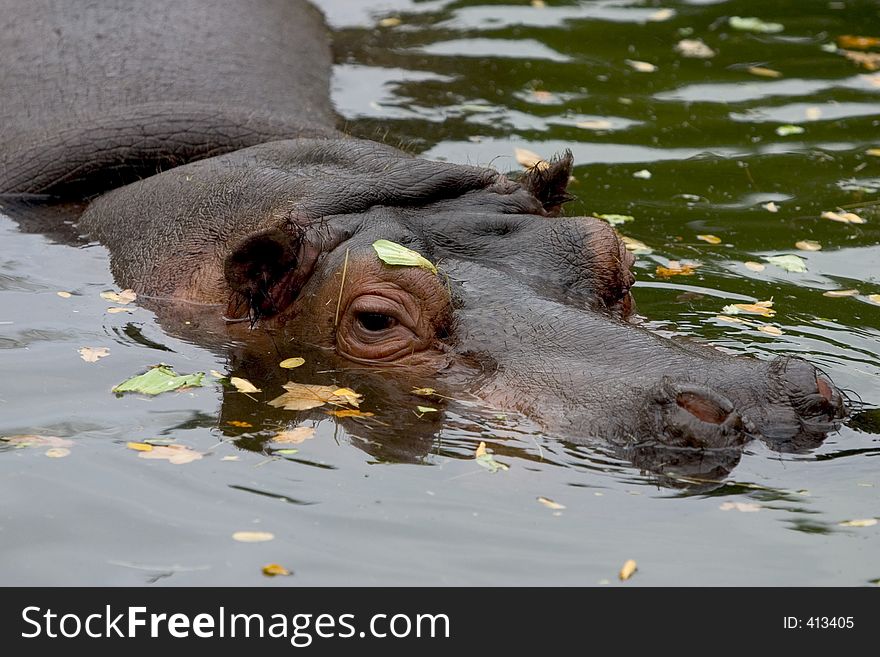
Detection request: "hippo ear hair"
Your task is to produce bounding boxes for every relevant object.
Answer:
[223,227,301,324]
[517,150,574,216]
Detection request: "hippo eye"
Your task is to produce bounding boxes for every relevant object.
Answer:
[357,312,398,332]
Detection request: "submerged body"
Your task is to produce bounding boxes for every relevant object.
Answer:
[0,0,846,472]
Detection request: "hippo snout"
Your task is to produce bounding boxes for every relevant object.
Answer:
[644,356,847,451]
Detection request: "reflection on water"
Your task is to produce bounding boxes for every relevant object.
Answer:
[1,0,879,585]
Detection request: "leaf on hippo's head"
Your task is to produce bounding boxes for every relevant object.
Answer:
[372,240,437,274]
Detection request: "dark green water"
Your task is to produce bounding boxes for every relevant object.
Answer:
[1,0,878,585]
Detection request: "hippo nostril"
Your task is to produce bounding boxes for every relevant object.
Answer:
[817,376,833,403]
[676,389,732,425]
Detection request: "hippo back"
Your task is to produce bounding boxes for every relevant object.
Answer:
[0,0,339,196]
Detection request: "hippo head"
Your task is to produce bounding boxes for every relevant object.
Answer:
[79,137,846,475]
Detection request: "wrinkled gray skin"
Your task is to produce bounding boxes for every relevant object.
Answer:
[0,0,846,473]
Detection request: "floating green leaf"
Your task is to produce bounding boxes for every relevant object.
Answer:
[765,254,807,273]
[475,441,509,473]
[595,213,634,226]
[372,240,438,274]
[729,16,784,34]
[112,365,205,396]
[775,124,805,136]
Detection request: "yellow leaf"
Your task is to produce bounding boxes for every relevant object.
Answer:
[137,444,203,464]
[279,357,305,369]
[805,107,822,121]
[715,315,745,324]
[262,563,292,577]
[57,291,72,298]
[736,304,776,317]
[746,66,782,78]
[231,377,261,393]
[412,387,436,396]
[100,289,137,304]
[78,346,110,362]
[221,455,239,461]
[514,147,549,170]
[795,240,822,251]
[762,202,779,213]
[839,518,877,527]
[232,531,275,543]
[619,559,638,581]
[269,382,363,411]
[271,427,315,444]
[537,496,566,510]
[697,234,722,244]
[840,49,880,71]
[868,294,880,305]
[45,447,71,458]
[530,90,556,103]
[475,441,488,458]
[648,8,675,22]
[530,0,546,7]
[822,210,865,224]
[719,502,762,512]
[721,301,776,317]
[823,289,859,297]
[656,261,700,278]
[107,306,135,314]
[758,325,784,336]
[837,35,880,49]
[866,148,880,157]
[576,119,613,130]
[227,420,253,428]
[744,261,766,272]
[127,442,154,452]
[210,370,226,378]
[620,235,652,254]
[675,39,715,59]
[325,409,375,418]
[378,17,401,27]
[625,59,657,73]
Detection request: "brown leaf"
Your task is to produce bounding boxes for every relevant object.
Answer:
[136,444,203,464]
[840,49,880,71]
[100,289,137,304]
[269,382,363,411]
[795,240,822,251]
[78,346,110,363]
[271,427,316,444]
[45,447,71,458]
[3,435,72,449]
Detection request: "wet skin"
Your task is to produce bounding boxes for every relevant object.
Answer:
[0,0,847,477]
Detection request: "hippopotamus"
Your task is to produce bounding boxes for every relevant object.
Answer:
[0,0,846,475]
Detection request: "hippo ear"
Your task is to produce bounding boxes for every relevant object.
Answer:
[223,227,302,323]
[518,150,574,216]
